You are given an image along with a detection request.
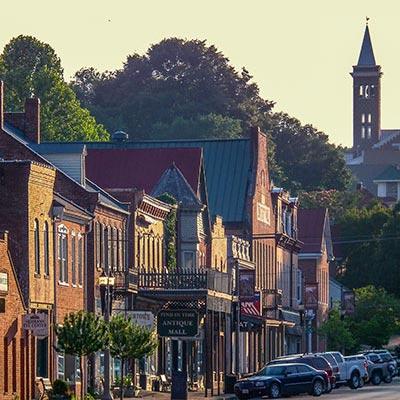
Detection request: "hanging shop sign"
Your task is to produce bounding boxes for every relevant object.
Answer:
[0,272,8,292]
[239,269,255,300]
[304,283,319,309]
[130,311,154,329]
[342,290,355,315]
[241,291,261,316]
[23,313,48,338]
[157,310,198,338]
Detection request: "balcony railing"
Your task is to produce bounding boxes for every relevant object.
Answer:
[139,269,232,295]
[113,269,138,292]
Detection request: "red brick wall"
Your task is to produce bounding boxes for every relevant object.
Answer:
[0,232,31,400]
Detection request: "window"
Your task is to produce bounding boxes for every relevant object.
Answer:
[57,354,65,380]
[365,85,370,98]
[361,113,365,123]
[96,222,100,268]
[183,251,195,269]
[297,365,311,373]
[296,270,303,304]
[43,222,49,276]
[387,182,398,198]
[71,235,76,285]
[34,219,40,274]
[100,224,104,268]
[58,226,68,283]
[367,126,372,139]
[104,227,109,271]
[361,126,365,139]
[368,113,372,123]
[359,85,363,97]
[116,230,120,271]
[78,237,83,286]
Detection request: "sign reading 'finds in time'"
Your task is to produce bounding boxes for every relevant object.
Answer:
[157,310,198,338]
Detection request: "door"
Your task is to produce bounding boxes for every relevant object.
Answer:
[284,365,300,394]
[296,364,314,393]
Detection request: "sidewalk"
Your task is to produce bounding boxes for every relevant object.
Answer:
[126,390,236,400]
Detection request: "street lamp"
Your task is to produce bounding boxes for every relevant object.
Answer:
[99,270,115,400]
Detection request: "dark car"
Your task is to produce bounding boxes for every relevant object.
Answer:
[362,353,392,384]
[234,363,328,399]
[268,354,335,392]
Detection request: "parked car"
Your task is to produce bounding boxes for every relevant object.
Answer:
[361,353,392,384]
[268,354,335,392]
[325,352,367,389]
[315,352,340,387]
[234,363,328,399]
[373,351,397,376]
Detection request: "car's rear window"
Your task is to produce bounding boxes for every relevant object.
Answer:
[303,357,329,370]
[332,353,343,363]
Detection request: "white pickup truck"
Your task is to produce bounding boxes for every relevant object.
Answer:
[324,351,368,389]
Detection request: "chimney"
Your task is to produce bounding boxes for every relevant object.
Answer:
[0,81,4,130]
[24,98,40,143]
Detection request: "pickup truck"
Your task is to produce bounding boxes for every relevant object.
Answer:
[362,353,392,384]
[323,352,368,389]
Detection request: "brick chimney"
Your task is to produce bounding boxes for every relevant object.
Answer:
[0,81,4,130]
[24,97,40,143]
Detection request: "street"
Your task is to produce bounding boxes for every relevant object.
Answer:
[293,378,400,400]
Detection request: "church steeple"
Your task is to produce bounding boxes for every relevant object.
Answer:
[351,20,382,154]
[357,24,376,66]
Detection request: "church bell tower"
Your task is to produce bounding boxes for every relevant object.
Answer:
[351,21,382,153]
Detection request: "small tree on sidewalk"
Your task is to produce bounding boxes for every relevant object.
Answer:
[109,314,158,400]
[318,305,356,354]
[56,311,108,399]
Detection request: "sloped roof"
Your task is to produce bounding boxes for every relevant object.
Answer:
[373,165,400,182]
[83,138,252,223]
[85,147,202,194]
[152,164,203,208]
[298,208,327,254]
[357,25,376,66]
[348,164,388,195]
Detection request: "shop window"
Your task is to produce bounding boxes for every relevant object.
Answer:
[57,354,65,380]
[36,337,49,378]
[34,219,40,274]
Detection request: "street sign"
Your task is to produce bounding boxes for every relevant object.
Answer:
[130,311,154,329]
[23,313,48,338]
[157,310,198,338]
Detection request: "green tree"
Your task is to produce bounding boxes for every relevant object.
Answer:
[318,306,356,354]
[0,35,108,141]
[267,113,352,192]
[109,315,158,400]
[351,286,400,349]
[337,204,391,290]
[56,311,108,399]
[71,38,273,139]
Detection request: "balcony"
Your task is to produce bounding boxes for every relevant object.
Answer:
[113,268,139,294]
[138,269,232,296]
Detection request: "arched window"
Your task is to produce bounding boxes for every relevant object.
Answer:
[71,234,76,285]
[58,225,68,283]
[96,222,100,268]
[34,219,40,274]
[43,222,49,276]
[78,236,83,286]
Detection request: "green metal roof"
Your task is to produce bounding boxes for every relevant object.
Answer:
[374,165,400,182]
[84,138,252,223]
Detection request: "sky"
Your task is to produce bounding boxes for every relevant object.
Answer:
[2,1,400,147]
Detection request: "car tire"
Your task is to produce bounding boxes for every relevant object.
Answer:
[325,381,332,393]
[371,372,382,386]
[349,372,360,389]
[269,382,281,399]
[384,374,392,384]
[312,379,324,397]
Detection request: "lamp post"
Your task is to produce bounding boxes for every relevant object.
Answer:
[99,271,115,400]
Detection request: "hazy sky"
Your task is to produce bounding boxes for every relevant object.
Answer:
[2,1,400,146]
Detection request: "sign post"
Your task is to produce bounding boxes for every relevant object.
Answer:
[157,310,199,400]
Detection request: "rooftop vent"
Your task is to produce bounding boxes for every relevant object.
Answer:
[112,130,128,142]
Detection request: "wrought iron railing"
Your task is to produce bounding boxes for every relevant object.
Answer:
[139,269,232,294]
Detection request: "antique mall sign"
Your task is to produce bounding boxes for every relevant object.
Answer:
[157,310,198,338]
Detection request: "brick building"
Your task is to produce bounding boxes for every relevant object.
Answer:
[0,231,30,400]
[298,208,333,352]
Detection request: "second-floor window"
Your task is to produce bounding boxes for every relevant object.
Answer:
[43,222,49,276]
[71,235,76,285]
[58,226,68,283]
[34,219,40,275]
[78,236,83,286]
[296,269,303,304]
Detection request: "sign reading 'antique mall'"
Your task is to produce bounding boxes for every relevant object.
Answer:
[157,310,198,338]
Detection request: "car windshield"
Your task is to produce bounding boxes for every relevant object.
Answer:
[322,354,337,366]
[256,365,286,376]
[332,353,343,363]
[380,353,392,361]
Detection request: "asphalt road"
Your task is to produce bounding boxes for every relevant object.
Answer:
[293,378,400,399]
